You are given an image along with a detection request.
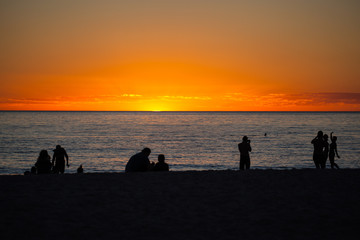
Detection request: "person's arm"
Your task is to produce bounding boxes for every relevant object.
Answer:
[311,137,317,144]
[52,154,55,166]
[145,157,153,171]
[335,145,340,158]
[248,142,252,152]
[64,150,69,167]
[330,132,334,142]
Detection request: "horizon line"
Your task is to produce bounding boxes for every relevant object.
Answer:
[1,110,359,113]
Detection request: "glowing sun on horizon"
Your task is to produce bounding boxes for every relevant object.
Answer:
[141,102,172,112]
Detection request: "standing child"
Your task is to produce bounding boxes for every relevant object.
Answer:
[329,132,340,169]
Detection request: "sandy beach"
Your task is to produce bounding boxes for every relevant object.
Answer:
[1,169,360,240]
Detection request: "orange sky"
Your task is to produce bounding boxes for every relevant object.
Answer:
[1,0,360,111]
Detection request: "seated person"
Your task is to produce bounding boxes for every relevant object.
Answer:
[35,150,52,174]
[77,164,84,173]
[125,148,152,172]
[153,154,169,171]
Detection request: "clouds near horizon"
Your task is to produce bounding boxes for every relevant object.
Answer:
[1,0,360,110]
[1,92,359,111]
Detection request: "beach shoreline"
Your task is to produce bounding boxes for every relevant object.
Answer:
[1,169,360,239]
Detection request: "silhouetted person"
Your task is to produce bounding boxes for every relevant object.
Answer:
[329,132,340,169]
[52,145,69,174]
[321,134,329,169]
[238,136,252,170]
[35,150,52,174]
[311,131,325,169]
[125,148,152,172]
[153,154,169,171]
[77,164,84,173]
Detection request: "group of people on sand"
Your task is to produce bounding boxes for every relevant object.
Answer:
[124,132,341,172]
[28,145,70,175]
[125,148,169,172]
[311,131,340,169]
[29,146,168,175]
[238,131,341,171]
[29,131,340,174]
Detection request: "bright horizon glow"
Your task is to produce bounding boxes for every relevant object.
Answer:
[1,0,360,111]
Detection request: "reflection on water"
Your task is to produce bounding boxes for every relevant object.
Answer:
[0,111,359,174]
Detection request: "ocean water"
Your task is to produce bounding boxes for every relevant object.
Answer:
[0,111,359,174]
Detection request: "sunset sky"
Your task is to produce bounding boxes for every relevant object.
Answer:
[1,0,359,111]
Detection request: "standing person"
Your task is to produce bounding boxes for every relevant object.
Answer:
[52,145,69,174]
[321,134,329,169]
[311,131,324,169]
[329,132,340,169]
[238,136,252,170]
[153,154,169,171]
[35,150,52,174]
[125,148,152,172]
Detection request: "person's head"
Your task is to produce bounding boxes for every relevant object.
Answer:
[317,131,323,138]
[142,147,151,156]
[332,136,337,142]
[242,136,248,142]
[158,154,165,163]
[56,145,61,150]
[324,134,328,141]
[39,150,49,160]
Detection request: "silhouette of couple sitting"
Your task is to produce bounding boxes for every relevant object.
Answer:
[125,148,169,172]
[311,131,340,169]
[30,145,70,174]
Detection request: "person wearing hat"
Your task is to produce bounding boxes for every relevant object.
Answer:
[52,145,69,174]
[238,136,252,170]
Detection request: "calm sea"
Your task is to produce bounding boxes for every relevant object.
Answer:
[0,111,359,174]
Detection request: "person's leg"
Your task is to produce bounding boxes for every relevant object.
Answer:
[313,154,320,169]
[240,157,244,170]
[246,156,250,169]
[58,161,65,174]
[320,156,326,169]
[53,164,59,174]
[329,156,335,169]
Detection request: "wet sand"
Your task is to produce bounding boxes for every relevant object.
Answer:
[1,169,360,240]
